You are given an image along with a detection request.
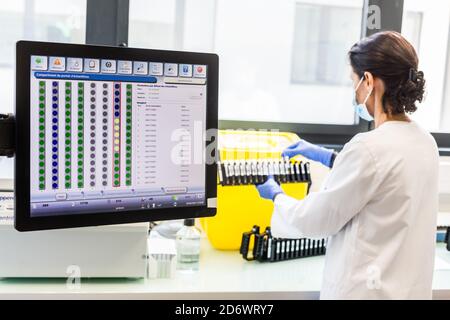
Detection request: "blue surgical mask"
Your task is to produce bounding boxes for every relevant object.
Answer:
[352,76,374,122]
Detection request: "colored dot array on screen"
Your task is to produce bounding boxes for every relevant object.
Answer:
[65,82,72,189]
[77,82,84,188]
[102,83,109,187]
[125,84,132,186]
[37,81,136,192]
[89,82,96,188]
[51,81,59,189]
[113,83,121,187]
[38,81,46,190]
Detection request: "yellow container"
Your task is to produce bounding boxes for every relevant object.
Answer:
[200,130,309,250]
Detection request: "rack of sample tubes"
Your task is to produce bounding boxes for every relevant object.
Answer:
[240,225,327,262]
[217,157,311,188]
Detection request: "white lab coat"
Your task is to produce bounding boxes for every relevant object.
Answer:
[271,121,439,299]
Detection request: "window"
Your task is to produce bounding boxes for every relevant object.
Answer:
[128,0,363,126]
[128,0,216,52]
[401,11,422,55]
[291,3,362,86]
[442,25,450,132]
[216,0,363,125]
[402,0,450,133]
[128,0,179,50]
[0,0,86,179]
[0,0,86,115]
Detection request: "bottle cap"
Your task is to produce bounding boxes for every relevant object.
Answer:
[184,218,195,227]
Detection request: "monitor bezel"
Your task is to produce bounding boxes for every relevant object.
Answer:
[15,40,218,231]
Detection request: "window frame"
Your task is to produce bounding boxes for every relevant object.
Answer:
[86,0,129,46]
[440,20,450,155]
[85,0,450,154]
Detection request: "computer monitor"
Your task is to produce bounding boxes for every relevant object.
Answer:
[14,41,218,231]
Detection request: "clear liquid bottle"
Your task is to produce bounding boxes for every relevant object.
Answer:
[176,219,201,272]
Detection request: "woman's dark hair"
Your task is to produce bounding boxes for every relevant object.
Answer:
[349,31,425,115]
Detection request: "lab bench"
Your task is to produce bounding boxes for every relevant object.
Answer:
[0,238,449,300]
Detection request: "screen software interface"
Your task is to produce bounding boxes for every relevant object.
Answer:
[29,55,207,217]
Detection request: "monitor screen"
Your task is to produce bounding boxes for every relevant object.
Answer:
[15,41,218,231]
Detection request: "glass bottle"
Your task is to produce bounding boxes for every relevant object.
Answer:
[175,218,201,272]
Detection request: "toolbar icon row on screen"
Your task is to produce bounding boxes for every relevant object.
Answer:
[31,56,207,78]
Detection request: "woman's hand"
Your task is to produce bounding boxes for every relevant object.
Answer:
[282,139,334,168]
[255,175,283,201]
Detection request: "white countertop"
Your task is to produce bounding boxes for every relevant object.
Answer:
[0,239,449,299]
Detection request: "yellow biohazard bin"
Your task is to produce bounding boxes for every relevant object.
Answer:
[200,130,309,250]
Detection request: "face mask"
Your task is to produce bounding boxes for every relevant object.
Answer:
[352,76,374,122]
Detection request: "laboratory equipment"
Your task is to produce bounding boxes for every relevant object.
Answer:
[200,130,310,250]
[438,157,450,245]
[14,41,218,231]
[0,199,148,278]
[151,220,185,239]
[0,113,15,158]
[240,225,327,262]
[176,218,201,271]
[147,237,177,279]
[218,158,311,187]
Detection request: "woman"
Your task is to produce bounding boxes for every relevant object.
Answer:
[256,31,439,299]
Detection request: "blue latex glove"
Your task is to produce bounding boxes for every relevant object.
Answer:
[255,175,283,201]
[281,139,334,168]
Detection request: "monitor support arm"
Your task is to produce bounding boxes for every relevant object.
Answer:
[0,113,15,157]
